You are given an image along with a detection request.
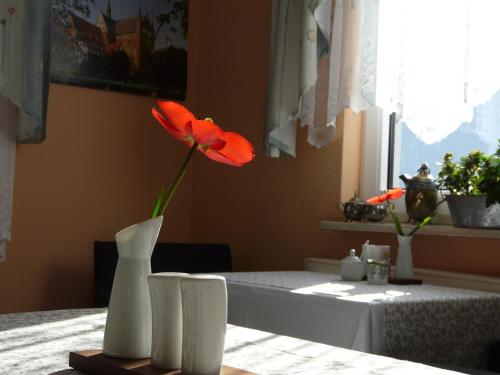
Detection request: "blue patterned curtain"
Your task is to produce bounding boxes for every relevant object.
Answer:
[0,0,51,260]
[0,0,51,143]
[264,0,331,158]
[264,0,379,158]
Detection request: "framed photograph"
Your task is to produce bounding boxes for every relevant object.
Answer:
[51,0,187,99]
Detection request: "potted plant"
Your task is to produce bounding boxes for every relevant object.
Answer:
[438,141,500,228]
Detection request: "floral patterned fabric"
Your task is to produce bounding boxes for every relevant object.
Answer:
[384,296,500,369]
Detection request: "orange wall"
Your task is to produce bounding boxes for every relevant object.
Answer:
[1,0,499,314]
[0,84,194,313]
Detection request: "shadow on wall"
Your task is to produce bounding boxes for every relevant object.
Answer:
[41,263,93,310]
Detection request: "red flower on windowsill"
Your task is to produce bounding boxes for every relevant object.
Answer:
[150,101,255,217]
[367,188,404,205]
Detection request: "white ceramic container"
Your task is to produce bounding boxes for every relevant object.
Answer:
[180,274,227,375]
[148,272,189,370]
[395,234,414,279]
[103,216,163,359]
[340,249,365,281]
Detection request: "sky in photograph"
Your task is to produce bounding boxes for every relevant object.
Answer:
[75,0,187,50]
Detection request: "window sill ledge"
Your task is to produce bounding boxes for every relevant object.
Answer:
[320,221,500,239]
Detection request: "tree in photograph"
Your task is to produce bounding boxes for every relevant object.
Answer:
[53,0,96,20]
[154,0,188,45]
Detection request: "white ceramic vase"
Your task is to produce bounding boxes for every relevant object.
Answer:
[148,272,189,370]
[181,275,227,375]
[103,216,163,359]
[395,234,414,279]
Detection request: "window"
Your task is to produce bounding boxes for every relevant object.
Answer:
[362,0,500,218]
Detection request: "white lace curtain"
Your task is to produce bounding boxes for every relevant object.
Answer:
[264,0,500,157]
[377,0,500,145]
[0,0,51,260]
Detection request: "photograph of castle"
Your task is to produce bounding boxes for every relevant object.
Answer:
[51,0,187,99]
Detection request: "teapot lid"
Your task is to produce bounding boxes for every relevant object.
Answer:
[414,163,435,181]
[400,163,437,188]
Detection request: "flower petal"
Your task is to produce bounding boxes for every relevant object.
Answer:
[157,101,195,135]
[202,132,254,167]
[152,107,187,141]
[186,119,226,150]
[367,188,404,205]
[387,188,405,200]
[367,196,386,204]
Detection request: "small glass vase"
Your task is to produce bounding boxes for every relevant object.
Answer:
[395,234,414,279]
[103,216,163,359]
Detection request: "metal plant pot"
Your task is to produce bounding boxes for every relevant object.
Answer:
[446,195,500,229]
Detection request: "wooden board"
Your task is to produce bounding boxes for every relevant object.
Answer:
[389,277,423,285]
[69,350,257,375]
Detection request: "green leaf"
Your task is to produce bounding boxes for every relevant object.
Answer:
[408,215,433,236]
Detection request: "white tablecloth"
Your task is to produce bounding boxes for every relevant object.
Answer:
[0,308,467,375]
[220,271,500,370]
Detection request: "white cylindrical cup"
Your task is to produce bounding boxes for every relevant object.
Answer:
[361,244,388,262]
[181,274,227,375]
[148,272,189,370]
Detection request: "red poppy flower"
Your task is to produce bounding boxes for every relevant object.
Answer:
[387,188,405,200]
[367,188,405,204]
[152,101,254,167]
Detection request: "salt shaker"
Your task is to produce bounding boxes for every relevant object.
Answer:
[340,249,365,281]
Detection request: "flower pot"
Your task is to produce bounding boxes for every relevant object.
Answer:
[446,195,500,229]
[103,216,163,359]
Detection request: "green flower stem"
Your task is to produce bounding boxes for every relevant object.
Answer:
[152,142,198,218]
[388,201,404,236]
[150,186,165,218]
[386,199,434,237]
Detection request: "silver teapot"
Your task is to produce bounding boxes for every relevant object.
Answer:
[399,163,438,222]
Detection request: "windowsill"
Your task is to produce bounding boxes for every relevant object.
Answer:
[320,220,500,239]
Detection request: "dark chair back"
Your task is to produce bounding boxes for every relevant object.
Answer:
[94,241,232,307]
